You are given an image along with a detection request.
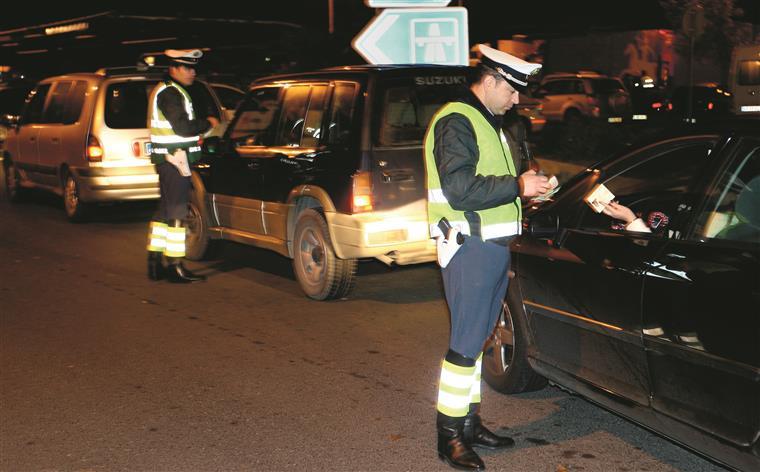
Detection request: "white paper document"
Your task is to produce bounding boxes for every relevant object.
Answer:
[584,183,615,213]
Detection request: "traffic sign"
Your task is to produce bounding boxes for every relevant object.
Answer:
[366,0,451,7]
[353,7,469,66]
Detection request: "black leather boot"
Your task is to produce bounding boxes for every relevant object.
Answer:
[464,404,514,450]
[437,412,485,471]
[166,258,206,283]
[147,251,165,281]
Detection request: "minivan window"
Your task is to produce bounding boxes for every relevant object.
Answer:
[229,87,280,147]
[42,81,72,124]
[105,80,158,129]
[738,60,760,86]
[20,84,51,125]
[62,81,87,125]
[302,85,327,148]
[327,82,356,146]
[377,75,465,146]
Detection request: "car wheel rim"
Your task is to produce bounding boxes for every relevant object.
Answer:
[298,227,325,286]
[64,176,78,215]
[489,302,516,373]
[185,204,200,249]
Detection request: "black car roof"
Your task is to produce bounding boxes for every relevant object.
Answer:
[252,64,470,85]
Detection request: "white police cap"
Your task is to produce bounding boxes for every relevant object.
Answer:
[165,49,203,67]
[477,44,541,92]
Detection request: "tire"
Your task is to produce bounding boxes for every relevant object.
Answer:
[185,188,217,260]
[63,172,89,222]
[482,278,547,393]
[563,108,584,127]
[4,159,25,203]
[292,208,357,300]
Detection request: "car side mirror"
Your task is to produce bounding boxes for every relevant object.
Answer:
[202,136,221,155]
[528,213,560,240]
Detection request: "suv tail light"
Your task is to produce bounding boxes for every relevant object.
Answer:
[87,135,103,162]
[132,141,141,157]
[351,171,373,213]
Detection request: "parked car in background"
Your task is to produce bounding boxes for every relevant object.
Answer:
[0,81,34,147]
[533,71,631,124]
[668,83,733,123]
[483,118,760,471]
[514,95,546,134]
[2,67,240,221]
[187,65,493,300]
[729,43,760,116]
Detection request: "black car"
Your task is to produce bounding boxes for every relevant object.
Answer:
[668,83,733,123]
[188,65,474,300]
[483,118,760,471]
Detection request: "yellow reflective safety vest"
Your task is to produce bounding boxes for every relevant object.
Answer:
[424,102,521,240]
[148,80,202,164]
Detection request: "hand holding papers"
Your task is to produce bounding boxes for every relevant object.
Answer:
[584,183,615,213]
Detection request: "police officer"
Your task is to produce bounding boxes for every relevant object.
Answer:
[146,49,219,283]
[424,44,553,470]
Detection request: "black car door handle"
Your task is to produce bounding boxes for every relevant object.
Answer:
[247,161,261,170]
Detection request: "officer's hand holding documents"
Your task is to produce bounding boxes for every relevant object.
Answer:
[166,149,191,177]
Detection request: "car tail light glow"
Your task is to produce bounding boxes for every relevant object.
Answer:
[87,135,103,162]
[352,171,373,213]
[651,102,663,109]
[707,102,714,110]
[132,141,141,157]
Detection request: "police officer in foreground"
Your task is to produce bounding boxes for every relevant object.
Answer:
[146,49,219,283]
[424,44,554,470]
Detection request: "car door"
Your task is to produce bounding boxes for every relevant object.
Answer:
[204,86,282,235]
[13,83,51,181]
[36,80,72,187]
[643,136,760,449]
[521,137,716,406]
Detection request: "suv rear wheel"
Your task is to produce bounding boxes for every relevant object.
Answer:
[292,208,357,300]
[482,280,547,393]
[63,172,89,222]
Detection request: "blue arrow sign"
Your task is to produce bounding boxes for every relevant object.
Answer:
[365,0,451,7]
[353,7,469,66]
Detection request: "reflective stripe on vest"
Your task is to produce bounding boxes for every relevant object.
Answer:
[424,102,521,241]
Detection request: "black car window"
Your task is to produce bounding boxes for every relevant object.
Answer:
[186,82,220,120]
[695,139,760,243]
[62,80,87,125]
[275,85,310,147]
[377,75,466,146]
[105,80,158,129]
[42,81,72,124]
[212,85,244,110]
[229,87,280,147]
[580,141,716,235]
[20,84,51,125]
[326,82,356,146]
[301,85,327,148]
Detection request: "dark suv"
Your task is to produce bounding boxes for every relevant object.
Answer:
[188,65,473,300]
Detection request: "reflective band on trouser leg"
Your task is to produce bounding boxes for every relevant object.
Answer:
[437,359,476,417]
[147,221,168,252]
[165,226,186,258]
[470,352,483,404]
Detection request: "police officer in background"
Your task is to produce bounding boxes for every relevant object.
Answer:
[424,44,553,470]
[146,49,219,283]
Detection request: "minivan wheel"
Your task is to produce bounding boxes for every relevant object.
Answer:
[482,282,547,393]
[292,208,357,301]
[4,160,25,203]
[63,173,89,222]
[185,190,217,260]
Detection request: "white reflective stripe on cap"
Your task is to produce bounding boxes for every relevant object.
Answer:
[440,368,475,389]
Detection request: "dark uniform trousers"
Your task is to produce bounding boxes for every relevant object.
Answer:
[442,236,510,359]
[155,160,191,222]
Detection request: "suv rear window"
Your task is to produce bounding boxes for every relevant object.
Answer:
[377,75,466,146]
[591,79,626,94]
[738,60,760,86]
[105,80,158,129]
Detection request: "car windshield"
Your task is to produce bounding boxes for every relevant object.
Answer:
[591,79,625,94]
[376,73,467,146]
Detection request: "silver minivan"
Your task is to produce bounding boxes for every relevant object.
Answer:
[2,68,243,221]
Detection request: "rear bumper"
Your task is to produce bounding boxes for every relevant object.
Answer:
[325,200,436,265]
[72,164,159,202]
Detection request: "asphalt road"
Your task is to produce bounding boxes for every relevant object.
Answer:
[0,189,725,472]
